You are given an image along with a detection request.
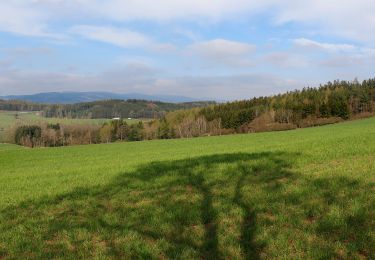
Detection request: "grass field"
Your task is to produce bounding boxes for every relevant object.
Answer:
[0,111,139,142]
[0,117,374,259]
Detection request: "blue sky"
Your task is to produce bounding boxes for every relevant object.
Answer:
[1,0,375,100]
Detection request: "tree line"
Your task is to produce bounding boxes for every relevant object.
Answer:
[8,120,145,148]
[5,79,375,147]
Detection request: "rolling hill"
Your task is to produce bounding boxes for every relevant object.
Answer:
[0,92,203,104]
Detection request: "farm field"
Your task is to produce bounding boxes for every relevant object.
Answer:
[0,117,374,259]
[0,110,140,142]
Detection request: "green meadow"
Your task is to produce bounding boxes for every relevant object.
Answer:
[0,117,374,259]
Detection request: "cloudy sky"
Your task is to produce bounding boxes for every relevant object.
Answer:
[1,0,375,100]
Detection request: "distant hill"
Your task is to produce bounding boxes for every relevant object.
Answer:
[0,92,202,104]
[42,99,215,119]
[0,99,215,119]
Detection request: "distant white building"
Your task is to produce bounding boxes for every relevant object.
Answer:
[112,117,120,120]
[128,118,132,120]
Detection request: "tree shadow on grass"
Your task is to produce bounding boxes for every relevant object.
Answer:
[0,151,374,259]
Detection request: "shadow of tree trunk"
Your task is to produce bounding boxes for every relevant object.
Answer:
[190,172,220,258]
[232,163,260,259]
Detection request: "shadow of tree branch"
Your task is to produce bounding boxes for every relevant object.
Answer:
[1,151,373,259]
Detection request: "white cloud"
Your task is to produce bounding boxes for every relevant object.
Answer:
[0,1,62,38]
[294,38,356,52]
[69,25,179,52]
[1,1,375,44]
[290,38,375,68]
[0,59,13,70]
[190,39,255,57]
[274,0,375,43]
[94,1,375,43]
[0,2,42,36]
[263,52,309,68]
[320,55,366,67]
[5,47,54,56]
[70,25,151,48]
[188,39,256,67]
[70,0,265,22]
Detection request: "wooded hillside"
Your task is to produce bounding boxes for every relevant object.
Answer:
[153,79,375,139]
[0,99,215,119]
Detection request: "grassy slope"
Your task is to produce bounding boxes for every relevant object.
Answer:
[0,118,374,259]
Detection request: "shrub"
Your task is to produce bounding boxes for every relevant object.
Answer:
[14,125,42,147]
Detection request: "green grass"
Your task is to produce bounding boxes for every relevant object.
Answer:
[0,117,374,259]
[0,111,139,141]
[0,143,22,152]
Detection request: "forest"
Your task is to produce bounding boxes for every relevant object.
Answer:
[200,79,374,128]
[148,79,375,139]
[5,79,375,147]
[0,99,215,119]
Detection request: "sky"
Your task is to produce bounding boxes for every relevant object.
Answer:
[0,0,375,100]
